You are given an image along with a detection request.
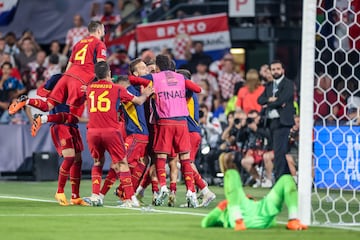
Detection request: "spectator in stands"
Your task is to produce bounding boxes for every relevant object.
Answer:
[14,37,37,73]
[209,53,233,78]
[108,49,130,76]
[45,40,68,70]
[140,48,155,63]
[26,50,47,91]
[118,0,141,24]
[91,1,121,34]
[197,79,212,110]
[185,41,213,74]
[217,57,243,101]
[0,53,20,80]
[62,14,88,56]
[225,80,243,116]
[0,38,6,59]
[17,30,41,52]
[0,62,26,123]
[43,54,61,82]
[236,69,265,114]
[146,59,156,73]
[4,32,19,56]
[191,61,220,103]
[259,64,273,84]
[313,73,339,124]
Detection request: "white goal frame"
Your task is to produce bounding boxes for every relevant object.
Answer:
[298,0,317,226]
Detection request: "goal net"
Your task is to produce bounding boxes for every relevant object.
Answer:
[299,0,360,226]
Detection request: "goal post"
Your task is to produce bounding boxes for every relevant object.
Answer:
[298,0,317,226]
[299,0,360,226]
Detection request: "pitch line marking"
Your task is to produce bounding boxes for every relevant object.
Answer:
[0,195,359,232]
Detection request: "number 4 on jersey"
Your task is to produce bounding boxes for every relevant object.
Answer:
[74,44,88,64]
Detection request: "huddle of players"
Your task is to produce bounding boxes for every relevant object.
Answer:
[8,20,215,208]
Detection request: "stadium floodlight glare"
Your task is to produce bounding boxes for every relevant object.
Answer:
[230,48,245,55]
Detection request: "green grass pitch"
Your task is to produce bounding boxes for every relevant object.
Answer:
[0,180,359,240]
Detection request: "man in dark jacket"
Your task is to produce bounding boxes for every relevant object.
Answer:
[258,60,295,181]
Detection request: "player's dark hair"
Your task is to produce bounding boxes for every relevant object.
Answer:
[270,59,285,69]
[169,59,176,71]
[129,58,143,75]
[155,54,171,71]
[88,20,103,33]
[176,69,191,79]
[95,61,110,79]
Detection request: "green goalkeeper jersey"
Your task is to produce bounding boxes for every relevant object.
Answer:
[202,170,298,229]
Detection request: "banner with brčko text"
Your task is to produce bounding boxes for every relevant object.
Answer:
[136,13,231,61]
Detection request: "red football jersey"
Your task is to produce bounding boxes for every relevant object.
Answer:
[67,35,107,85]
[87,80,134,129]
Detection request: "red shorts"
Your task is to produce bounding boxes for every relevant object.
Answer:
[245,149,265,165]
[119,121,127,141]
[48,74,86,110]
[189,132,201,161]
[125,134,149,166]
[153,119,190,154]
[87,128,126,163]
[50,124,84,156]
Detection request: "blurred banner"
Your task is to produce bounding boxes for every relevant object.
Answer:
[136,13,231,60]
[314,126,360,190]
[0,0,18,26]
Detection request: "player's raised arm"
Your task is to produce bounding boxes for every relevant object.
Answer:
[185,79,201,93]
[128,75,153,87]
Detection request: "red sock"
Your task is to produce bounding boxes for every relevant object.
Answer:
[117,171,134,200]
[169,182,177,193]
[131,161,146,190]
[57,157,74,193]
[100,168,117,196]
[70,160,81,199]
[91,165,103,195]
[155,158,167,187]
[151,180,159,193]
[28,98,50,112]
[181,159,195,192]
[139,167,151,189]
[193,170,207,190]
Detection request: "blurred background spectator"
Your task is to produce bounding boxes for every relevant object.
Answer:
[62,14,88,57]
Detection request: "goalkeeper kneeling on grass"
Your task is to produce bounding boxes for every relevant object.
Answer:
[201,158,308,231]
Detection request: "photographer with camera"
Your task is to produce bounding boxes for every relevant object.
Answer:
[218,111,248,177]
[240,110,272,188]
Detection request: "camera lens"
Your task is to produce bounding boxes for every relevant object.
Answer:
[234,118,241,124]
[199,110,204,118]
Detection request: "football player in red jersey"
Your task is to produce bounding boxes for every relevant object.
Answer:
[84,61,154,207]
[9,21,107,117]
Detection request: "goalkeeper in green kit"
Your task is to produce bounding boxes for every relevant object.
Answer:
[201,160,308,231]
